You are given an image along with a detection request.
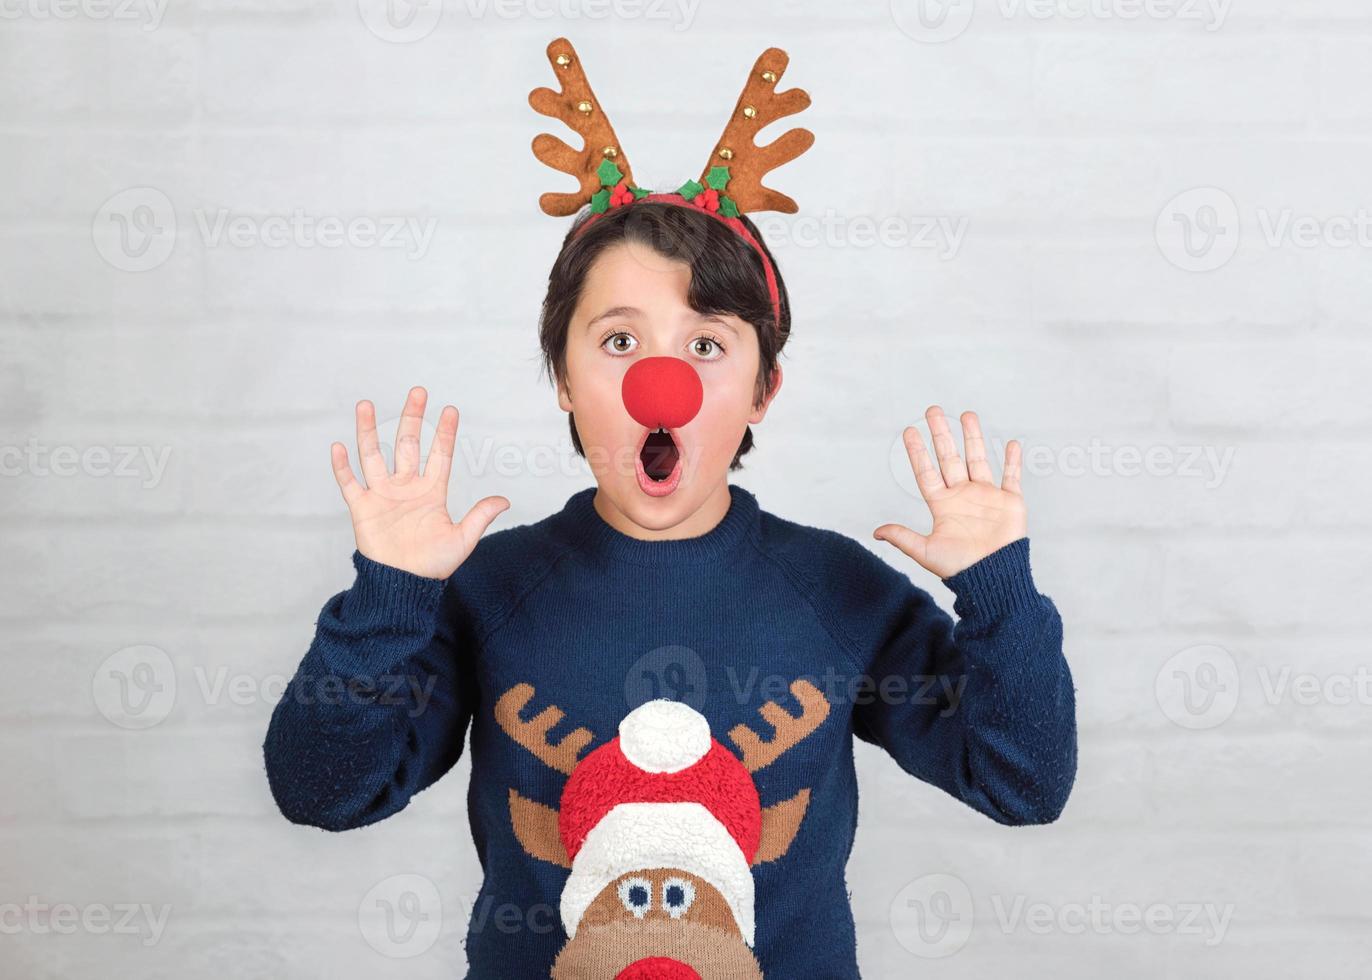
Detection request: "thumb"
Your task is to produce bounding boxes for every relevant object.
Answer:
[458,495,511,544]
[874,523,932,570]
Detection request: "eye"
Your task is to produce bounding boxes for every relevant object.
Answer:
[601,331,638,356]
[690,333,726,361]
[661,878,695,919]
[618,877,652,918]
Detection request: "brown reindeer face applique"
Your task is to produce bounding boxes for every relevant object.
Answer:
[494,680,831,980]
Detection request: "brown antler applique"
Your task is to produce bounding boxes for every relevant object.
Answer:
[494,682,594,776]
[698,48,814,215]
[728,679,830,773]
[529,37,634,217]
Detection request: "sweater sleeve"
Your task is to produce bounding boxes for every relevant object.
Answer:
[262,550,480,832]
[844,536,1077,825]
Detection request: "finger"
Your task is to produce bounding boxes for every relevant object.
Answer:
[354,399,389,489]
[1001,439,1023,495]
[330,441,364,507]
[873,523,930,568]
[961,410,995,484]
[423,405,459,485]
[926,405,969,486]
[394,386,427,481]
[902,425,945,503]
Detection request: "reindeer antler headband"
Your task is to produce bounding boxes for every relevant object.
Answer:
[530,37,814,326]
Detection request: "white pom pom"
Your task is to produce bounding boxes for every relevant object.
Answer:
[618,700,711,773]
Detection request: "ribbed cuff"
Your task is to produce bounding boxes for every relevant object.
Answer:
[343,549,448,632]
[940,537,1041,622]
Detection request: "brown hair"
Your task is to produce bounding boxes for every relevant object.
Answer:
[537,202,791,470]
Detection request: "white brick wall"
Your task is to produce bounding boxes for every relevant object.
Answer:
[2,1,1368,975]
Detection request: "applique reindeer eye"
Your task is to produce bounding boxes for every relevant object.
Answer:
[618,876,653,918]
[662,877,696,919]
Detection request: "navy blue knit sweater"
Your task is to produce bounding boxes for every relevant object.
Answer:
[263,483,1076,979]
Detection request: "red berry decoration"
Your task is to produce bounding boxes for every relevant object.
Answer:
[691,188,720,213]
[609,180,636,208]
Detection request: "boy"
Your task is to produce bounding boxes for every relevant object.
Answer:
[263,40,1076,980]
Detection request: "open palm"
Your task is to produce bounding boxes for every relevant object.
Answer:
[875,406,1028,579]
[332,387,510,580]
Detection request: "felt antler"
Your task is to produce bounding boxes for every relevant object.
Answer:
[529,37,635,217]
[700,48,814,215]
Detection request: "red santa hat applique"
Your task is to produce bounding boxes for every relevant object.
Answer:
[556,699,762,946]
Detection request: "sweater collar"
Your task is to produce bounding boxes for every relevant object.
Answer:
[557,483,760,567]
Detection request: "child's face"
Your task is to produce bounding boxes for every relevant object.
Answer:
[558,240,780,531]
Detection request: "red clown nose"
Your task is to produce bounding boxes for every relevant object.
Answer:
[621,357,703,430]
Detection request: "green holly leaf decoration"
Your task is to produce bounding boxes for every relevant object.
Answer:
[596,158,623,188]
[676,178,704,200]
[632,186,652,199]
[704,166,731,191]
[590,188,611,213]
[718,195,740,218]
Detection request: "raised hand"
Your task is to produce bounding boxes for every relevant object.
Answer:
[331,387,510,580]
[874,406,1028,579]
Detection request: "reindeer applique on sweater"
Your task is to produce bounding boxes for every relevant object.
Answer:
[494,679,832,980]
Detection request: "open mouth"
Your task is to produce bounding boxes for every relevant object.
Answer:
[641,428,679,481]
[635,427,683,497]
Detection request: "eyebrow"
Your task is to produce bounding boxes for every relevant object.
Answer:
[585,306,642,332]
[703,315,740,338]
